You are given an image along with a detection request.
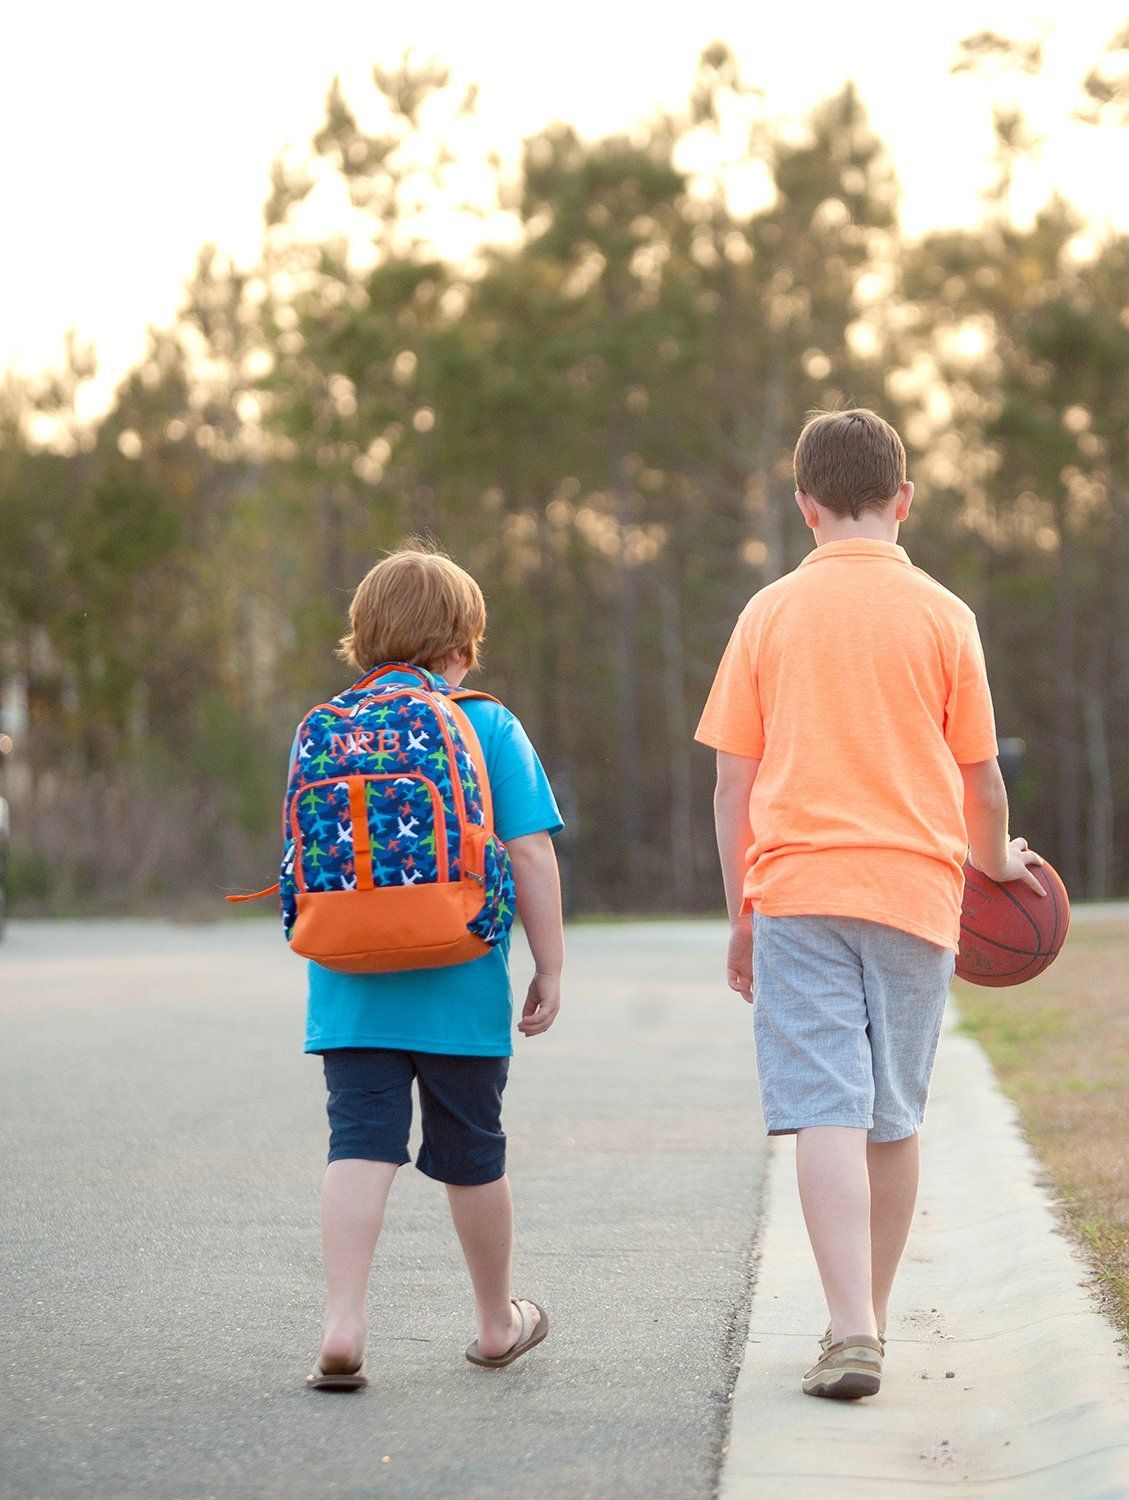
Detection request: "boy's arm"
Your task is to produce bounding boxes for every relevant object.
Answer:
[959,758,1045,895]
[508,831,564,1036]
[714,751,761,1002]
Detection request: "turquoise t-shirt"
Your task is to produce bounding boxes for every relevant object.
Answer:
[302,672,563,1058]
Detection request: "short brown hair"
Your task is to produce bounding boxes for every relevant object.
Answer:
[338,544,486,674]
[793,408,906,519]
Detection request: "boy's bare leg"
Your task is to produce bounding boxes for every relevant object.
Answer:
[867,1133,920,1338]
[319,1159,399,1371]
[796,1126,879,1342]
[447,1174,539,1357]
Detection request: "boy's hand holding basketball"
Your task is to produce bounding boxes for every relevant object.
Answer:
[727,921,754,1003]
[970,835,1046,896]
[961,759,1046,896]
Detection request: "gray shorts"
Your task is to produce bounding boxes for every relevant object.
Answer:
[751,913,955,1143]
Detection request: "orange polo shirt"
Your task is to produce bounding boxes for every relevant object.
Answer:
[695,539,998,951]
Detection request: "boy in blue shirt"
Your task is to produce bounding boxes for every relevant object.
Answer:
[304,547,564,1390]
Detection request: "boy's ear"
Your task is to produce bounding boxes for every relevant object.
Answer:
[895,481,914,522]
[794,489,820,530]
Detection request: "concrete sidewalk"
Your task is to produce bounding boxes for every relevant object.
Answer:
[720,1006,1129,1498]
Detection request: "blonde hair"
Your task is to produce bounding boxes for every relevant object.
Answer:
[793,408,906,519]
[338,544,487,674]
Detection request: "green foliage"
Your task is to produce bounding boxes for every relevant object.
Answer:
[6,847,54,906]
[186,693,280,835]
[2,42,1128,912]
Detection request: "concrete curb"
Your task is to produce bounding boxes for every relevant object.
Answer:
[719,1005,1129,1497]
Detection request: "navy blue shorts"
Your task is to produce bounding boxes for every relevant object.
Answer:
[322,1048,509,1187]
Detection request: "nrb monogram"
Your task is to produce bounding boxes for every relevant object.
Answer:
[329,730,400,756]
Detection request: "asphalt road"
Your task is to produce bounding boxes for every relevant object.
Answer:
[0,919,765,1500]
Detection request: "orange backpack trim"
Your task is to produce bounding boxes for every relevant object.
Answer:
[446,692,496,835]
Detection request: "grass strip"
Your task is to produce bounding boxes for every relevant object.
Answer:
[955,914,1129,1337]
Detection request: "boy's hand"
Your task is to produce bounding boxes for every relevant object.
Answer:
[970,836,1046,896]
[727,921,754,1004]
[518,972,561,1037]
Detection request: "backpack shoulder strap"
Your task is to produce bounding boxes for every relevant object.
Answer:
[448,689,500,707]
[225,883,280,904]
[444,695,494,833]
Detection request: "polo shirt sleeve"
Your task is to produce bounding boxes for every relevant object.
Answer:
[485,711,565,843]
[944,614,999,764]
[694,609,765,759]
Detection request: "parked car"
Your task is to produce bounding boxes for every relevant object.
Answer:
[0,795,8,940]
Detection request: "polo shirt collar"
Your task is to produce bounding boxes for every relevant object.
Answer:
[799,539,911,567]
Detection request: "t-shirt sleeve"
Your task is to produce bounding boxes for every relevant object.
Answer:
[485,712,565,843]
[944,615,999,763]
[694,610,765,759]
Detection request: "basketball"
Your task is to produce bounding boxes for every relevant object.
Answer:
[955,858,1070,987]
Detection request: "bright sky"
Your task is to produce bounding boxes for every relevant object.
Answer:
[2,0,1125,416]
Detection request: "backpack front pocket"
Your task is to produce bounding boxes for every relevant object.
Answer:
[290,774,448,892]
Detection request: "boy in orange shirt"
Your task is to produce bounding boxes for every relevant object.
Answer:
[696,409,1045,1401]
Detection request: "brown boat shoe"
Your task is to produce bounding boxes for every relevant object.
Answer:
[820,1323,886,1355]
[803,1334,883,1400]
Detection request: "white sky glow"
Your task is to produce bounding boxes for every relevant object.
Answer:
[2,0,1126,416]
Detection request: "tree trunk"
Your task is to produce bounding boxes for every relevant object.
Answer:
[758,372,786,583]
[321,482,346,596]
[1110,485,1129,704]
[1083,688,1113,900]
[1107,483,1129,893]
[658,569,694,908]
[611,412,646,911]
[533,506,558,761]
[1053,498,1082,893]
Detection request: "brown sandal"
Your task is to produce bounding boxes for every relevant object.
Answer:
[306,1358,369,1391]
[466,1299,549,1368]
